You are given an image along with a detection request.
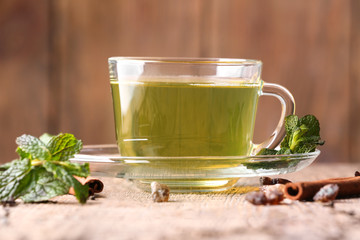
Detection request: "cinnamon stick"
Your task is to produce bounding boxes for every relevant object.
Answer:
[284,176,360,201]
[69,177,104,196]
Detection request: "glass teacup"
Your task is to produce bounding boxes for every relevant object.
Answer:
[108,57,295,191]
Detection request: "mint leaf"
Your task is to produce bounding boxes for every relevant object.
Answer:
[0,162,13,172]
[16,147,32,160]
[71,177,89,204]
[289,127,307,151]
[43,162,73,185]
[242,159,295,170]
[256,114,324,156]
[16,134,51,160]
[39,133,54,145]
[257,148,278,155]
[276,148,292,155]
[293,142,317,153]
[20,167,69,202]
[280,134,290,149]
[61,162,90,178]
[285,115,300,134]
[287,115,323,153]
[43,162,89,203]
[300,115,320,137]
[47,134,82,161]
[0,159,32,201]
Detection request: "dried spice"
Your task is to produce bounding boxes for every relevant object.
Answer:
[260,176,292,185]
[249,172,360,205]
[260,184,285,193]
[313,184,339,202]
[245,191,267,205]
[264,187,285,204]
[151,182,170,202]
[247,184,285,205]
[284,176,360,201]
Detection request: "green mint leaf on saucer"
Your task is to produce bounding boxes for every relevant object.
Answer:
[284,115,300,134]
[257,148,278,155]
[276,148,292,155]
[16,134,51,160]
[0,133,89,204]
[286,115,324,153]
[47,133,83,161]
[256,114,324,156]
[300,115,320,137]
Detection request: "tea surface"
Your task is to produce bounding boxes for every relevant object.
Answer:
[111,79,261,157]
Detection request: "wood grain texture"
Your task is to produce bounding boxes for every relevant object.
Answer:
[1,163,360,240]
[0,0,49,162]
[209,0,351,163]
[0,0,358,163]
[56,0,203,145]
[47,0,68,135]
[350,0,360,162]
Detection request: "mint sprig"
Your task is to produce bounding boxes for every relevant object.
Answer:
[257,114,325,155]
[0,133,89,204]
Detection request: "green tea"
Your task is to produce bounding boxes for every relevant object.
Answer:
[111,79,261,157]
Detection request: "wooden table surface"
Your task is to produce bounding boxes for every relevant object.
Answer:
[1,163,360,240]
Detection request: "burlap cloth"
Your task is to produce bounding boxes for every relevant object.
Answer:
[1,163,360,240]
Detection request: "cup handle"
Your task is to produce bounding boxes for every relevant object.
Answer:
[252,82,295,154]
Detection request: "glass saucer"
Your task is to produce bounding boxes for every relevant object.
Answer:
[70,144,320,192]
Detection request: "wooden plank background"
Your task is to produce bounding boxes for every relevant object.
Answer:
[0,0,358,163]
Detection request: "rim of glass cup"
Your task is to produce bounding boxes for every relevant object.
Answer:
[76,144,320,161]
[108,57,262,66]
